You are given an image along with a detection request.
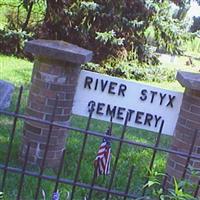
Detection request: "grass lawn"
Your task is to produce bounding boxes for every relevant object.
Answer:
[147,53,200,92]
[0,55,33,87]
[0,54,198,199]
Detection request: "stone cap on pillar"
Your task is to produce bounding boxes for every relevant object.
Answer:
[24,39,93,64]
[176,71,200,91]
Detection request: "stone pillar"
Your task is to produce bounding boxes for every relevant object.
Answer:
[166,71,200,187]
[21,40,92,167]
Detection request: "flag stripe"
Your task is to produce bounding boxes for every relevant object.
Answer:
[94,136,111,176]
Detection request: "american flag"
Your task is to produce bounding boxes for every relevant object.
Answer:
[94,132,111,177]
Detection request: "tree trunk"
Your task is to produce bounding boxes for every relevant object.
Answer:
[39,0,69,40]
[22,1,34,31]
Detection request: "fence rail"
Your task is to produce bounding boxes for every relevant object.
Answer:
[0,86,200,199]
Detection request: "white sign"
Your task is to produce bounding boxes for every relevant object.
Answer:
[72,70,183,135]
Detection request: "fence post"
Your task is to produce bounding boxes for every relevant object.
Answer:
[20,39,93,167]
[166,71,200,189]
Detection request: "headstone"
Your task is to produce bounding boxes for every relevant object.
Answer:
[0,80,14,110]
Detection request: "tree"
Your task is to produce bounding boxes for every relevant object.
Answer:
[172,0,200,6]
[36,0,190,64]
[21,0,34,31]
[0,0,192,64]
[38,0,69,40]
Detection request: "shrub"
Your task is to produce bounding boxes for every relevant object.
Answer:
[83,57,176,83]
[143,167,200,200]
[0,28,32,55]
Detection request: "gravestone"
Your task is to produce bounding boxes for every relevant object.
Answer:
[0,80,14,110]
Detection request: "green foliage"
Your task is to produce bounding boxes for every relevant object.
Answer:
[149,1,191,55]
[164,178,197,200]
[35,0,192,64]
[183,36,200,54]
[96,30,125,46]
[0,0,197,79]
[0,0,45,56]
[80,1,100,11]
[142,172,199,200]
[83,57,176,83]
[187,164,200,178]
[0,0,44,30]
[0,28,32,55]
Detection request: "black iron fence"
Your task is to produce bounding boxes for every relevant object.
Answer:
[0,86,200,200]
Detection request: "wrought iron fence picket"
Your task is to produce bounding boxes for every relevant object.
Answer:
[34,95,59,200]
[16,143,30,200]
[123,165,135,200]
[70,109,93,200]
[142,120,164,196]
[1,86,23,191]
[105,112,130,200]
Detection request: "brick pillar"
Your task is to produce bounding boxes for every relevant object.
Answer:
[166,71,200,188]
[21,40,92,167]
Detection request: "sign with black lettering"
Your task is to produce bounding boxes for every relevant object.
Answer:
[72,70,183,135]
